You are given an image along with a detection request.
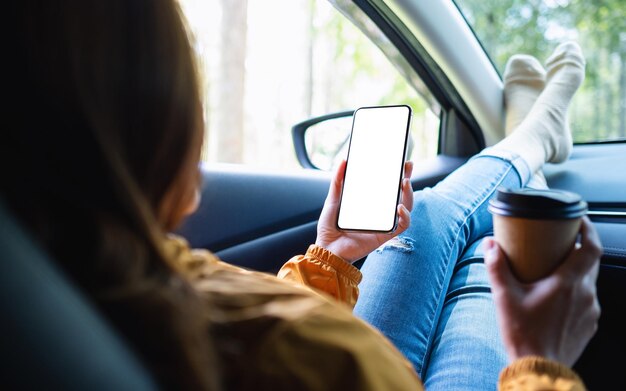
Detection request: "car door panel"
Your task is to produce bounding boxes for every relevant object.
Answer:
[177,156,468,271]
[215,221,318,273]
[176,166,331,258]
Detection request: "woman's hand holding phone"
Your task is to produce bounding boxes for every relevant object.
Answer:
[315,159,414,263]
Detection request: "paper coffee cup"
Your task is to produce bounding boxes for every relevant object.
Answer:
[488,188,587,283]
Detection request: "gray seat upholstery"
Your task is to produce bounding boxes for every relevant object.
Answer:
[0,200,156,390]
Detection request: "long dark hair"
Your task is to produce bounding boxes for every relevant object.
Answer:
[3,1,218,389]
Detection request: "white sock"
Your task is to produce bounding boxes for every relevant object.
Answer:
[504,54,545,136]
[526,171,548,189]
[494,41,585,174]
[503,54,548,188]
[542,40,586,162]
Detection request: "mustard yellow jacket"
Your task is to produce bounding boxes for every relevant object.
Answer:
[166,236,585,390]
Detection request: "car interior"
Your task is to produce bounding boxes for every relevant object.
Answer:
[2,0,625,389]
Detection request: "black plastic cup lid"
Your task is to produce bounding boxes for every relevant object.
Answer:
[488,188,588,219]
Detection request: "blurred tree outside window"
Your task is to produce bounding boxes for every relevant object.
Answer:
[455,0,626,143]
[179,0,439,170]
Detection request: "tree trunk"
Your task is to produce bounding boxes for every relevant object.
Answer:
[215,0,248,162]
[304,0,315,118]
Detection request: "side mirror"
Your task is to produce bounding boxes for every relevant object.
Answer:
[292,111,354,170]
[292,110,416,170]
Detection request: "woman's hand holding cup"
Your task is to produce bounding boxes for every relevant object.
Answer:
[484,217,602,366]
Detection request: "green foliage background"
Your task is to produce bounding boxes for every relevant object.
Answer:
[455,0,626,142]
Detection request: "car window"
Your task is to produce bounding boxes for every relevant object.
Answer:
[454,0,626,144]
[179,0,440,170]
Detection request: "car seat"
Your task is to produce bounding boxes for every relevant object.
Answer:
[0,200,156,390]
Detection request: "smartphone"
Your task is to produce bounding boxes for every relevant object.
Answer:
[337,105,412,232]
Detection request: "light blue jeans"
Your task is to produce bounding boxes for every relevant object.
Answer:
[353,149,532,390]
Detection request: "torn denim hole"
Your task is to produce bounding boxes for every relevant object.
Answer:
[375,236,415,254]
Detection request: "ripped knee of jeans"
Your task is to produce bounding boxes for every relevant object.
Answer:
[375,236,415,253]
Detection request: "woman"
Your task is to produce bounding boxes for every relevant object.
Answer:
[3,1,600,390]
[353,45,600,390]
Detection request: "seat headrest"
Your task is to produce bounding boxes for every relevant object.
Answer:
[0,200,156,390]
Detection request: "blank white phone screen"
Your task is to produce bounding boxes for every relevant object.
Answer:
[337,105,410,232]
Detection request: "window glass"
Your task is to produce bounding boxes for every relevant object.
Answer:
[179,0,439,169]
[455,0,626,143]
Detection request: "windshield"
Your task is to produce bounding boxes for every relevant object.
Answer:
[455,0,626,144]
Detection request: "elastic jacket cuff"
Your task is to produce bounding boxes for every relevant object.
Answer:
[500,356,584,389]
[306,245,362,285]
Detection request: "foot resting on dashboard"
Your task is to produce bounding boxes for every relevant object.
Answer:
[493,41,585,177]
